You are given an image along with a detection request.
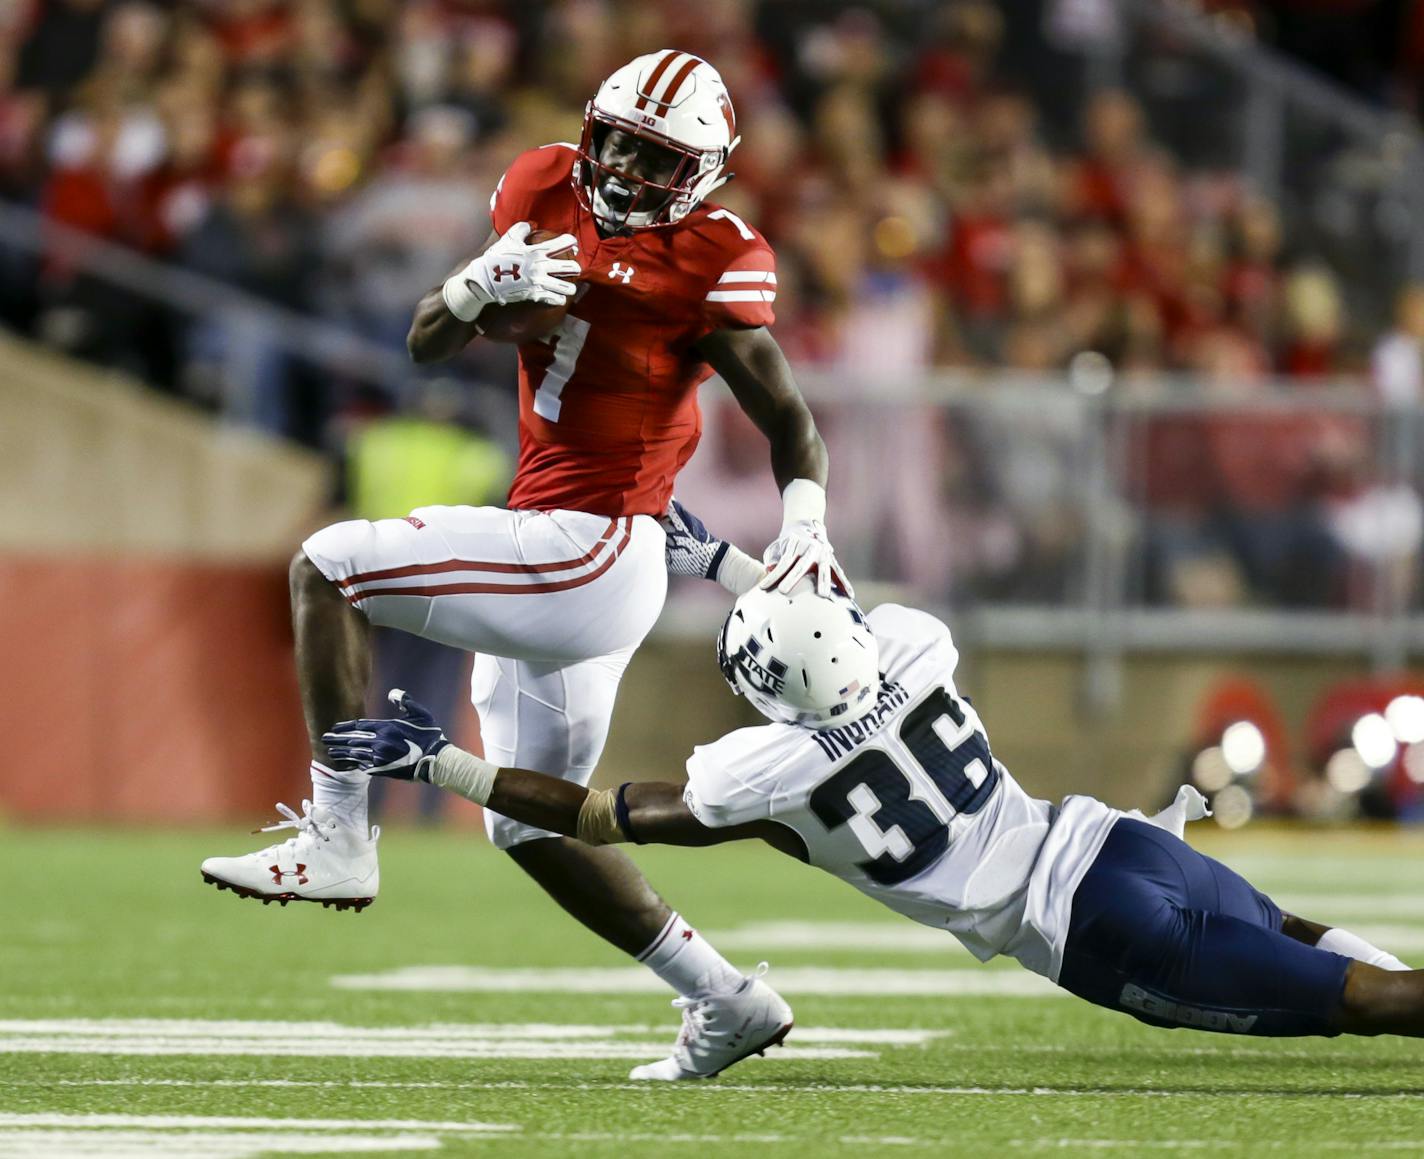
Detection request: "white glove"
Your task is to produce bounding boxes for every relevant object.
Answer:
[442,221,581,322]
[761,478,853,598]
[761,518,852,598]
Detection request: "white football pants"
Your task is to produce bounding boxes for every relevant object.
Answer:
[303,506,667,847]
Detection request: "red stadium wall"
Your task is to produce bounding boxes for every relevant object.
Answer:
[0,555,309,823]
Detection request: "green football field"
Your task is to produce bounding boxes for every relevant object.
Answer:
[2,825,1423,1157]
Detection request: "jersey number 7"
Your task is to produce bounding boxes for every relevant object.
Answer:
[532,316,593,422]
[808,687,1000,886]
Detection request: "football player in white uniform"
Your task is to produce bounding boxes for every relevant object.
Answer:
[326,504,1424,1076]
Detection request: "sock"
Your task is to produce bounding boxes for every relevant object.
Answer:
[310,760,369,831]
[638,912,746,998]
[1317,927,1411,971]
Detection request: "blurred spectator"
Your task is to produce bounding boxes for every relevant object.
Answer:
[2,0,1420,613]
[1279,264,1346,379]
[323,106,489,348]
[180,138,318,436]
[1372,284,1424,407]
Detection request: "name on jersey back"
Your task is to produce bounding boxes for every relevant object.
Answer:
[812,679,911,762]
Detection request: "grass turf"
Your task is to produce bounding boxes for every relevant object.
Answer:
[1,824,1422,1156]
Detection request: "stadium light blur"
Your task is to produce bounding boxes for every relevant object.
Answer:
[1191,746,1234,793]
[1351,713,1398,769]
[1385,695,1424,745]
[1213,784,1254,830]
[1405,744,1424,785]
[1326,748,1373,794]
[1220,721,1266,776]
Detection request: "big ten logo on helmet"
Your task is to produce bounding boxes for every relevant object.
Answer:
[734,637,786,696]
[639,112,659,127]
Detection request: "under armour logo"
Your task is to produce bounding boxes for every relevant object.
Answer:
[491,263,521,282]
[269,863,309,886]
[608,262,636,284]
[681,928,695,941]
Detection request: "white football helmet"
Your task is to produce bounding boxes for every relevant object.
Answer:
[717,585,881,729]
[574,49,740,231]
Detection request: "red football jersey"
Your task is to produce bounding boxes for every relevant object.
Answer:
[488,143,776,518]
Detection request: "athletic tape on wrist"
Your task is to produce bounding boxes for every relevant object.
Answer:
[441,272,485,323]
[428,745,498,804]
[717,545,765,596]
[780,478,826,528]
[575,788,623,846]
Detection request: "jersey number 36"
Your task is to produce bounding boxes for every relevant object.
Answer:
[808,687,1000,886]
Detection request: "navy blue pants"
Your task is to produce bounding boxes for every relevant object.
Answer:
[1058,818,1352,1036]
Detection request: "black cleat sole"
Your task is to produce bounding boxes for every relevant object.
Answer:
[201,871,373,912]
[709,1019,794,1077]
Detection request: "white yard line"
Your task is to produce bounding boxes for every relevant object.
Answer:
[0,1114,515,1133]
[14,1079,1424,1100]
[0,1019,947,1046]
[3,1128,1419,1155]
[0,1038,867,1061]
[328,965,1061,997]
[0,1132,440,1158]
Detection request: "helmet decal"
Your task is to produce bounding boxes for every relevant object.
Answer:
[716,587,882,730]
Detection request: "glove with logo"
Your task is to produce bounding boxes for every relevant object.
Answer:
[322,691,449,782]
[762,519,852,599]
[441,221,581,322]
[760,478,853,598]
[660,498,767,596]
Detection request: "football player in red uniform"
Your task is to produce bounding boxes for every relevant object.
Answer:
[201,50,847,1079]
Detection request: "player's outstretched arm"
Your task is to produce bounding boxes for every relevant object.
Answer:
[323,692,804,857]
[695,327,852,597]
[407,223,580,363]
[660,498,766,595]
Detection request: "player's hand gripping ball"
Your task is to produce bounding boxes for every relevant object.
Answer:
[474,228,577,343]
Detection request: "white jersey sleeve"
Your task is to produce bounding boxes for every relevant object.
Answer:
[865,603,959,682]
[683,724,804,829]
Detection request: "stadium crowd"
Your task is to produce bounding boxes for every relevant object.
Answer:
[4,0,1423,610]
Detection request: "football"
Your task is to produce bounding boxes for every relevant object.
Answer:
[475,229,575,343]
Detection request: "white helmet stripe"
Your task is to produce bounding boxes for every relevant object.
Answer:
[634,50,684,112]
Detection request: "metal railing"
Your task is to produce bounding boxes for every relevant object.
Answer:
[672,371,1424,705]
[1105,0,1424,303]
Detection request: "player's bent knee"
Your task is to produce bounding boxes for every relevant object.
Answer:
[301,519,380,585]
[289,547,331,597]
[1334,962,1424,1035]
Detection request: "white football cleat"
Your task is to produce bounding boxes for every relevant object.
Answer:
[200,801,379,912]
[629,964,794,1081]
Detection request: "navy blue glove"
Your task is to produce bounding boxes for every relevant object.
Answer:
[660,498,731,582]
[322,690,449,782]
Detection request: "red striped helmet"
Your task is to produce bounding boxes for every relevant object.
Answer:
[575,50,740,231]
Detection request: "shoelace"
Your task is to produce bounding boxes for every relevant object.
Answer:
[669,961,771,1048]
[251,800,329,844]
